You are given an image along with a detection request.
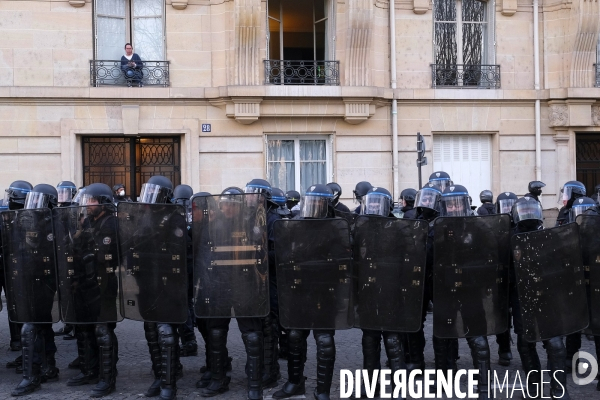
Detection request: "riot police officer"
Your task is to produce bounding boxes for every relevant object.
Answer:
[12,184,60,396]
[591,184,600,205]
[527,180,546,203]
[112,184,132,204]
[172,184,199,358]
[352,181,373,214]
[56,181,77,207]
[556,180,586,226]
[510,196,573,399]
[285,190,301,217]
[399,188,417,219]
[496,191,518,215]
[326,182,350,213]
[273,184,337,400]
[272,187,292,218]
[428,171,452,191]
[357,187,406,399]
[476,190,495,215]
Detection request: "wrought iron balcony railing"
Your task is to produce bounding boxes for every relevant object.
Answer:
[90,60,170,87]
[431,64,501,89]
[595,64,600,87]
[264,60,340,85]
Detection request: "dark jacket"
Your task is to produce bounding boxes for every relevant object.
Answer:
[401,205,417,219]
[476,202,496,216]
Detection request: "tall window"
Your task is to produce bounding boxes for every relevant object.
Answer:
[267,0,334,61]
[433,0,490,66]
[94,0,165,60]
[267,137,332,194]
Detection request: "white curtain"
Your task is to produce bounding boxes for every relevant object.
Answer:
[96,0,127,59]
[133,0,164,60]
[299,140,326,193]
[268,140,295,192]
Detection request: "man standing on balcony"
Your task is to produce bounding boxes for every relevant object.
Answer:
[121,43,143,87]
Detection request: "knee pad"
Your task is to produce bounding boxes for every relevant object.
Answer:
[288,329,305,345]
[209,328,227,347]
[21,323,36,345]
[95,324,112,347]
[544,337,566,358]
[384,333,402,351]
[315,333,335,358]
[158,324,177,347]
[362,331,380,350]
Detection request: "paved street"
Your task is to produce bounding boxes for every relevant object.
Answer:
[0,307,597,399]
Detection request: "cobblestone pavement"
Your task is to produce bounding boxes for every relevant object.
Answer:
[0,307,598,399]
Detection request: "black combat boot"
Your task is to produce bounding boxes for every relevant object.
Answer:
[11,324,41,396]
[517,335,541,399]
[67,327,99,386]
[91,324,117,397]
[144,322,162,398]
[404,331,426,373]
[273,329,306,399]
[201,328,231,397]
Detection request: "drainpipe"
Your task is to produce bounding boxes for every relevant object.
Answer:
[390,0,399,200]
[534,0,542,181]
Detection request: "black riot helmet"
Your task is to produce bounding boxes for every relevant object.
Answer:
[300,184,334,219]
[480,190,493,204]
[362,187,393,217]
[496,191,518,214]
[512,196,543,230]
[428,171,453,191]
[559,180,586,206]
[140,175,173,204]
[219,187,244,204]
[172,184,194,209]
[570,196,596,221]
[56,181,77,204]
[285,190,301,210]
[400,188,417,206]
[245,178,272,199]
[5,180,33,210]
[271,187,287,207]
[326,182,343,206]
[528,181,546,197]
[25,184,58,210]
[440,184,470,217]
[80,183,114,205]
[353,181,373,203]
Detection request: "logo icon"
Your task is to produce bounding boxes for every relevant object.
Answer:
[578,198,584,204]
[450,186,455,192]
[436,173,440,177]
[573,351,598,386]
[505,192,510,196]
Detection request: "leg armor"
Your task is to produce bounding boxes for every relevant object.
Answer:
[466,336,491,399]
[9,321,23,352]
[243,331,264,400]
[383,332,406,400]
[67,324,99,386]
[495,330,512,366]
[201,328,231,397]
[11,323,41,397]
[273,329,307,399]
[404,331,425,372]
[158,324,179,400]
[262,314,281,388]
[144,322,162,398]
[544,337,570,400]
[433,336,456,377]
[314,330,335,400]
[516,335,541,399]
[90,324,116,398]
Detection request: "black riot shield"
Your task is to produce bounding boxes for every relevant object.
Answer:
[335,209,358,228]
[433,215,510,338]
[53,205,123,324]
[353,216,428,332]
[1,209,60,323]
[274,218,353,330]
[117,202,188,323]
[192,194,269,318]
[576,214,600,335]
[512,223,588,342]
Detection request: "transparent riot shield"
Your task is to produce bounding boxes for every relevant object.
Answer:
[576,214,600,335]
[274,218,353,330]
[353,216,428,332]
[1,209,60,323]
[117,202,188,323]
[433,215,511,338]
[512,223,589,342]
[53,205,123,324]
[192,194,269,318]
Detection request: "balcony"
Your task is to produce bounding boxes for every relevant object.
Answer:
[264,60,340,86]
[90,60,170,87]
[431,64,501,89]
[595,64,600,87]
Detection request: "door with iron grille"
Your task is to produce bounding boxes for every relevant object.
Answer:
[576,134,600,195]
[83,136,181,198]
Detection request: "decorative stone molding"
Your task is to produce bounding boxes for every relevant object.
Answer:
[592,105,600,126]
[225,98,263,125]
[343,98,375,125]
[501,0,517,16]
[68,0,86,7]
[567,0,600,87]
[345,0,374,86]
[171,0,189,10]
[548,102,569,127]
[413,0,429,14]
[234,0,261,85]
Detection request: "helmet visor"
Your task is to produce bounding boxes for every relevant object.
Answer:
[497,198,516,214]
[429,178,451,192]
[140,183,171,204]
[361,193,391,216]
[513,201,543,223]
[440,196,470,217]
[72,188,85,205]
[570,204,593,221]
[414,188,440,211]
[559,184,586,203]
[24,192,51,210]
[300,195,329,219]
[79,193,103,206]
[57,187,74,203]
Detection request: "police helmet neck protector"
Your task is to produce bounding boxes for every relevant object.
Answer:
[361,187,393,216]
[140,175,173,204]
[301,184,333,219]
[440,185,470,217]
[25,184,58,210]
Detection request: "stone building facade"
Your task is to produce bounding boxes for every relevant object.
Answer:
[0,0,599,208]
